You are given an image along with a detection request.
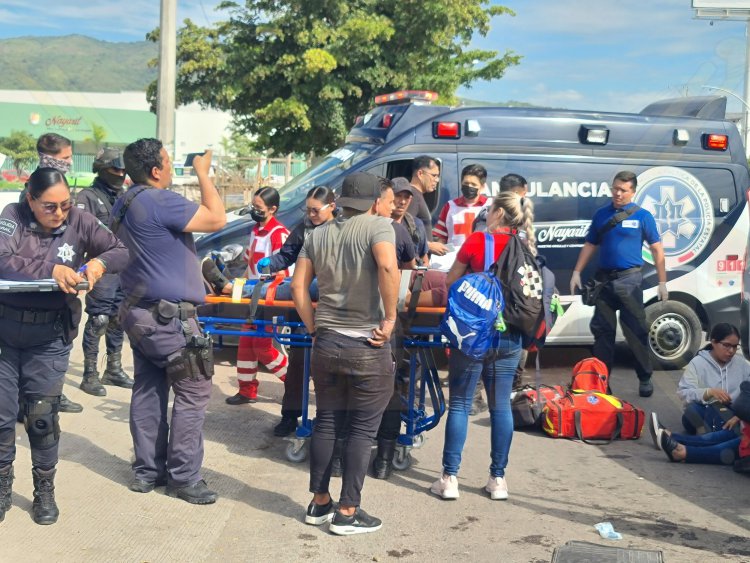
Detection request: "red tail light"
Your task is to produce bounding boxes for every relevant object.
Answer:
[703,133,728,151]
[381,113,393,128]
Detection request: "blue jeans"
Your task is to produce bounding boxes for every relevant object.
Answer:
[681,401,730,435]
[442,331,521,478]
[672,429,740,465]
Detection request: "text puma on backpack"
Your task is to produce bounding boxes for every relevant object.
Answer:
[440,234,504,360]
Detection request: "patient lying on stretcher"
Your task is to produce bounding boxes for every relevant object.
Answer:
[202,257,319,301]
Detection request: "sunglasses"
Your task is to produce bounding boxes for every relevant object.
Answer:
[33,198,73,214]
[306,203,331,216]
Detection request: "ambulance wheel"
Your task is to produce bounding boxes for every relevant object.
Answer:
[285,441,308,463]
[392,450,412,471]
[645,301,702,370]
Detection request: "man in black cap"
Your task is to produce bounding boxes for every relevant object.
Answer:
[291,172,398,535]
[74,148,133,395]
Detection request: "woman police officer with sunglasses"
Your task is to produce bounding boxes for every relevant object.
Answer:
[0,167,128,525]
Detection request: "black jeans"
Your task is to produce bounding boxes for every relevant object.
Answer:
[590,270,652,381]
[309,329,394,507]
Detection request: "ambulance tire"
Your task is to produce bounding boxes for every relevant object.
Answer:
[645,300,702,370]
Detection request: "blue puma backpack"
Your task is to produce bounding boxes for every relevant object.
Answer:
[440,234,505,360]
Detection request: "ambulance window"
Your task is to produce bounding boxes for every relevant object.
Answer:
[386,158,443,212]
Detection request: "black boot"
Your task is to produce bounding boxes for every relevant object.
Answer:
[0,464,13,522]
[32,467,59,525]
[58,394,83,414]
[80,356,106,397]
[330,438,345,478]
[101,352,134,389]
[371,439,397,480]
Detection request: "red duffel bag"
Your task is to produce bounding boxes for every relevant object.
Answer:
[541,391,645,443]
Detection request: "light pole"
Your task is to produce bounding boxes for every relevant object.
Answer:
[156,0,177,157]
[703,84,750,156]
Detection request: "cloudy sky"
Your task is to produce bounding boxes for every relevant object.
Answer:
[0,0,747,114]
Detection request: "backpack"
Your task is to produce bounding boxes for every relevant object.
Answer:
[570,357,610,394]
[492,232,544,342]
[541,391,645,443]
[440,235,504,360]
[523,254,562,352]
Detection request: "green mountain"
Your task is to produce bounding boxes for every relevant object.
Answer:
[0,35,157,92]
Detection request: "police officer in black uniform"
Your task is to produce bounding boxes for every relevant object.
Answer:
[74,148,133,395]
[113,139,225,504]
[0,168,128,525]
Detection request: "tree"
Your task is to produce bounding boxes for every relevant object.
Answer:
[86,122,107,151]
[0,130,37,176]
[148,1,520,155]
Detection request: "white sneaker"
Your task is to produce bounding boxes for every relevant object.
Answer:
[430,474,459,499]
[485,476,508,500]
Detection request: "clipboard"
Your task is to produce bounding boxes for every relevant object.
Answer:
[0,279,89,293]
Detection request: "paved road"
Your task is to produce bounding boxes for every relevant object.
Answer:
[2,342,749,562]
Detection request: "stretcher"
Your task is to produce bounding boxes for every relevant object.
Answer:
[197,271,447,466]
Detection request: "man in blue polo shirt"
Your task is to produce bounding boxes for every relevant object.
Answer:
[570,170,667,397]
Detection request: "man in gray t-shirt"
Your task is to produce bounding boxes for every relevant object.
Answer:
[292,172,398,535]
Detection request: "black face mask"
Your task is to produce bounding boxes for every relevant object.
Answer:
[99,169,125,190]
[461,184,479,200]
[250,209,266,223]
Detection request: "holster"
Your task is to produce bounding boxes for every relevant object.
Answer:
[165,337,215,386]
[62,298,83,345]
[581,273,608,307]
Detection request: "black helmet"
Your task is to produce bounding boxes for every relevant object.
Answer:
[92,148,125,173]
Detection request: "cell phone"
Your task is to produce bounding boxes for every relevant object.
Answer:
[184,152,206,167]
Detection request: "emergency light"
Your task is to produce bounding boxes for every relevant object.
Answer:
[374,90,439,106]
[703,133,728,151]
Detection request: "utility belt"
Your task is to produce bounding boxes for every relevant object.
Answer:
[142,299,213,385]
[0,303,63,324]
[597,266,641,280]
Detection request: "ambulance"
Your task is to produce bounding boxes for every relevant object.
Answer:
[198,91,750,369]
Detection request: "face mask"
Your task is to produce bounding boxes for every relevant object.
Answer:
[99,169,125,190]
[461,184,479,200]
[39,152,72,174]
[250,209,266,223]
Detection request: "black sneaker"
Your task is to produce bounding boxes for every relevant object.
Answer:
[273,416,298,437]
[305,499,337,525]
[638,379,654,398]
[329,507,382,536]
[201,257,231,295]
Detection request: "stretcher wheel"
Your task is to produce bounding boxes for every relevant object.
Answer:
[412,433,425,449]
[392,450,412,471]
[285,440,308,463]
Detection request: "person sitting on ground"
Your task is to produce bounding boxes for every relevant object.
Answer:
[677,323,750,434]
[651,380,750,467]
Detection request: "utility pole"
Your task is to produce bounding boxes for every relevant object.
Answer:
[156,0,177,157]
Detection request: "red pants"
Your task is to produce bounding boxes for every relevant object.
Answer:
[236,325,288,397]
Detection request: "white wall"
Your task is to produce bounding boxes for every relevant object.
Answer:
[174,102,233,165]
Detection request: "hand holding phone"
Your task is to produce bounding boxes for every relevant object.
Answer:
[191,150,213,176]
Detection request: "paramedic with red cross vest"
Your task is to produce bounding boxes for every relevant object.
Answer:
[431,164,490,271]
[570,170,668,398]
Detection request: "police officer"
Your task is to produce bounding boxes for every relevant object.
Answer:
[74,148,133,395]
[0,167,128,525]
[113,139,225,504]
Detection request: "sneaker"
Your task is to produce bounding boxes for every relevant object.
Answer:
[201,257,231,295]
[273,416,298,437]
[165,479,218,505]
[649,412,665,450]
[430,474,459,500]
[305,499,337,525]
[485,476,509,500]
[225,393,255,405]
[329,507,382,535]
[638,379,654,398]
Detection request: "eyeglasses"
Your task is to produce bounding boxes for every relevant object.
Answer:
[422,170,440,179]
[306,203,331,216]
[717,341,739,351]
[33,198,73,214]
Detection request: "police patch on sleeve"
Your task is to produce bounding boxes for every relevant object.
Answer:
[0,218,17,237]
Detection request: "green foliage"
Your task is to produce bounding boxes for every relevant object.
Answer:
[0,130,37,175]
[87,122,107,150]
[149,1,520,155]
[0,35,157,92]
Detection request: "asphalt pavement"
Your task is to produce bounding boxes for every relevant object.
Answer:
[2,342,749,562]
